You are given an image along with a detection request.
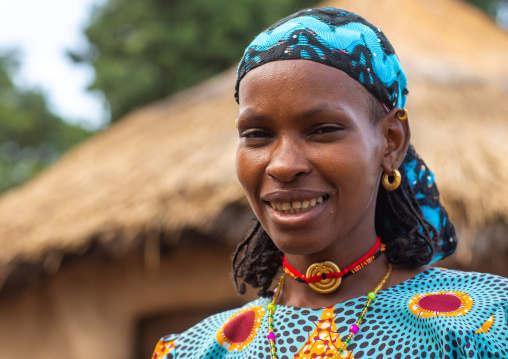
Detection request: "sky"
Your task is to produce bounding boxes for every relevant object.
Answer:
[0,0,107,129]
[0,1,506,132]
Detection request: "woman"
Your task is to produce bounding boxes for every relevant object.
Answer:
[153,8,508,359]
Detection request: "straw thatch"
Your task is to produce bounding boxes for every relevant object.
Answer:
[0,0,507,290]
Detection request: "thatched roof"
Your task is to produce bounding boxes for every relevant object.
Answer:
[0,0,507,288]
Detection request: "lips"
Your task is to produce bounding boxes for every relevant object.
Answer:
[269,196,324,214]
[261,190,333,229]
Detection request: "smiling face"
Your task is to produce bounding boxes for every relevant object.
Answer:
[236,60,390,259]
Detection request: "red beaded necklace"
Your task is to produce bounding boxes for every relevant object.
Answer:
[282,237,385,293]
[267,264,393,359]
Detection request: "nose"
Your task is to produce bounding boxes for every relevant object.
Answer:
[266,139,311,183]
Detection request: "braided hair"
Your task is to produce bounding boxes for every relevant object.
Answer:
[232,8,457,297]
[232,181,438,297]
[232,99,442,298]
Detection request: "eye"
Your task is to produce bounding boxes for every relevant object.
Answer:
[312,125,343,135]
[240,129,270,138]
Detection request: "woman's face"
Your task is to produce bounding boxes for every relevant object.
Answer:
[236,60,389,258]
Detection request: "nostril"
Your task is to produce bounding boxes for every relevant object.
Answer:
[266,166,310,183]
[265,145,311,183]
[267,171,302,183]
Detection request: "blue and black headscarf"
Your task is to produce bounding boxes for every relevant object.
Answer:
[235,8,456,263]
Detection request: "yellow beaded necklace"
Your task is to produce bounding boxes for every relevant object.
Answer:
[266,263,393,359]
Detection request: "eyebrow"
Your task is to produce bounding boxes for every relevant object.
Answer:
[298,104,331,119]
[237,108,266,122]
[296,103,350,122]
[238,103,349,124]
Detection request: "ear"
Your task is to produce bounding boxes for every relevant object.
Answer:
[380,107,411,174]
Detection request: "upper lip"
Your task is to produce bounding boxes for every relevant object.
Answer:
[261,189,330,203]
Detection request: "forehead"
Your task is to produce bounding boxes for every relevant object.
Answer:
[238,60,372,114]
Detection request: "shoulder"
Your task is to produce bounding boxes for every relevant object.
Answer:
[417,267,508,294]
[152,297,271,359]
[370,268,508,357]
[393,267,508,292]
[394,267,508,308]
[387,267,508,328]
[382,267,508,323]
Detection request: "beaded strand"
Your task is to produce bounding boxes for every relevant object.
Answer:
[266,273,285,359]
[268,264,393,359]
[347,244,386,276]
[282,243,386,283]
[333,263,392,358]
[282,238,385,284]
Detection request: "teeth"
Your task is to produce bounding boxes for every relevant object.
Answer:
[269,196,326,214]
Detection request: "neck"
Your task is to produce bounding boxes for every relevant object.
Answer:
[279,232,387,308]
[283,237,382,283]
[284,229,379,273]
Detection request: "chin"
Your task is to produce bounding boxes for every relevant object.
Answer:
[269,232,331,257]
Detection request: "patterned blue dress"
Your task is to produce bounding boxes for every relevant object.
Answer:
[152,268,508,359]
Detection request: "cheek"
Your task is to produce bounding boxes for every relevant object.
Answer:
[235,148,263,201]
[351,153,381,194]
[316,142,380,196]
[348,130,384,177]
[235,148,249,190]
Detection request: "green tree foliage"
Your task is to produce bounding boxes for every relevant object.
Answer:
[75,0,320,122]
[468,0,508,28]
[467,0,490,12]
[0,52,91,193]
[77,0,505,123]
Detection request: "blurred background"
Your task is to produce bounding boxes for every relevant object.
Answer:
[0,0,507,358]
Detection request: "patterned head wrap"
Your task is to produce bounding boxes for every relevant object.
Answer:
[234,7,408,111]
[234,8,456,263]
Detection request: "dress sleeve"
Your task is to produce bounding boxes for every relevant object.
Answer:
[151,334,178,359]
[464,304,508,357]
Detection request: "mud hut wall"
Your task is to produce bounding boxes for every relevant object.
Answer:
[1,0,508,286]
[0,1,508,359]
[0,246,245,359]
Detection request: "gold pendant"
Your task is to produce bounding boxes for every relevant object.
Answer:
[306,261,341,294]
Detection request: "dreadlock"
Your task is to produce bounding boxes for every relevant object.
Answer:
[231,7,457,298]
[232,177,438,297]
[232,221,282,297]
[231,98,439,298]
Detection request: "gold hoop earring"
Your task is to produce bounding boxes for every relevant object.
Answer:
[382,169,401,191]
[235,118,238,128]
[396,109,408,121]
